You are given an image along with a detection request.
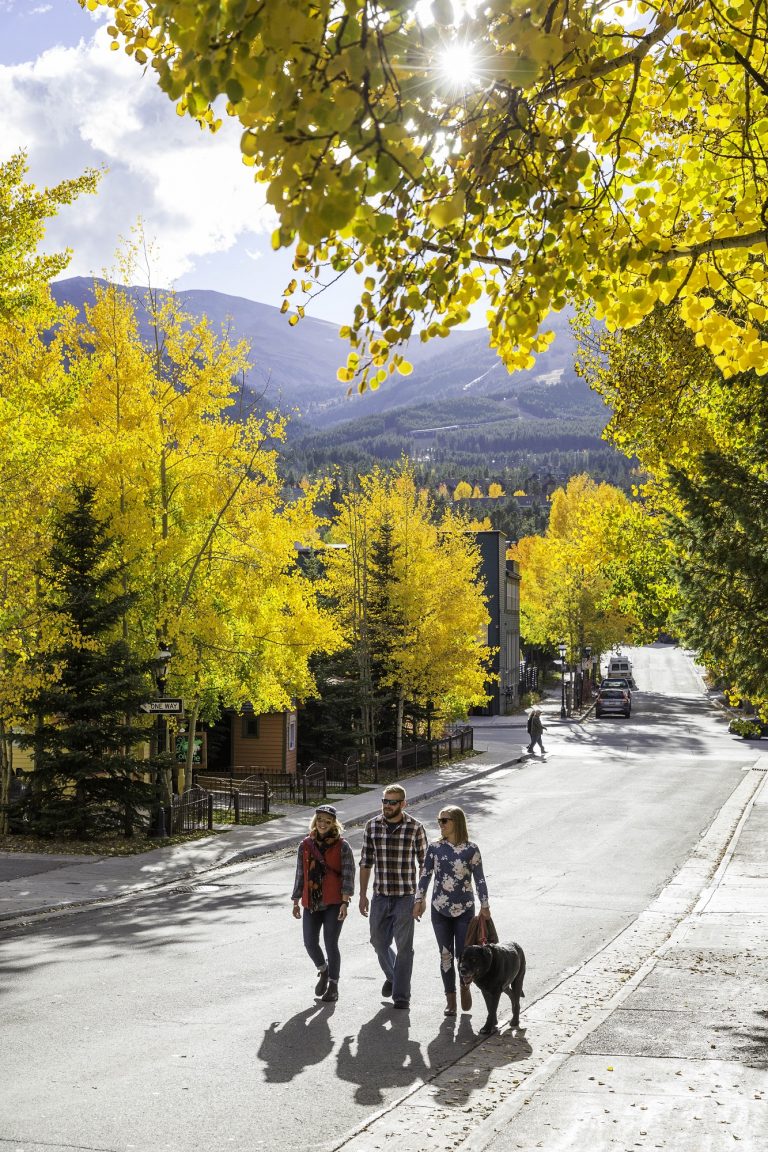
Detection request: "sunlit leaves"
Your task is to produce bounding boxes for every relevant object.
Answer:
[84,1,768,385]
[0,152,99,321]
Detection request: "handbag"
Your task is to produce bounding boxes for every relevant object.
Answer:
[464,911,499,948]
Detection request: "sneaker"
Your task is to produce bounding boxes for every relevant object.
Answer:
[381,979,393,997]
[314,966,329,996]
[393,999,410,1009]
[321,980,338,1003]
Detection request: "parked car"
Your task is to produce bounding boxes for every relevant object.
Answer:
[600,676,632,699]
[595,687,631,718]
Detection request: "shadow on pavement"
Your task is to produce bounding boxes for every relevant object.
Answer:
[335,1007,429,1105]
[427,1021,532,1106]
[258,1004,336,1082]
[0,882,283,990]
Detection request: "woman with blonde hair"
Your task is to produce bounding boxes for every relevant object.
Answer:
[414,804,492,1016]
[291,804,355,1003]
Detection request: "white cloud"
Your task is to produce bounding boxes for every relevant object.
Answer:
[0,25,277,288]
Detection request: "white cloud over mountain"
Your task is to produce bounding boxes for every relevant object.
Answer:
[0,23,276,289]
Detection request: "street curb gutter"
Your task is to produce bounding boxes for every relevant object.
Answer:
[0,754,525,927]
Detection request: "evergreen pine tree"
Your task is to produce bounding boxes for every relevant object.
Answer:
[17,487,154,839]
[368,516,407,751]
[668,448,768,710]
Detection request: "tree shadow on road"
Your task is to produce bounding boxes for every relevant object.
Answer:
[0,881,284,993]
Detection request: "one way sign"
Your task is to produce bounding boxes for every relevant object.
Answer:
[140,699,184,715]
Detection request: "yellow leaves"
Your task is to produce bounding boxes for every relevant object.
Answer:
[427,191,466,230]
[84,0,768,391]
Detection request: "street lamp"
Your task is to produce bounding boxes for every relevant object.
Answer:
[558,640,567,719]
[583,645,592,702]
[149,644,172,839]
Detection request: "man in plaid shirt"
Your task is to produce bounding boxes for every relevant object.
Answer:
[359,783,428,1009]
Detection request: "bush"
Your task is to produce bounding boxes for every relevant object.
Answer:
[728,717,765,739]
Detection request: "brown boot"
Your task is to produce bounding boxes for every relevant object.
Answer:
[444,993,457,1017]
[460,984,472,1011]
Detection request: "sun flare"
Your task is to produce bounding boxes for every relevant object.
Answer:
[436,41,480,93]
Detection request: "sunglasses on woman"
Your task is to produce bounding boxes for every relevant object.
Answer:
[437,817,452,824]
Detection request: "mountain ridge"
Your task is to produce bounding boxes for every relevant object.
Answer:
[51,276,589,432]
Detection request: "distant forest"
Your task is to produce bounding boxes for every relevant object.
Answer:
[281,397,638,541]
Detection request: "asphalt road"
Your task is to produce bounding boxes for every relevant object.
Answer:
[0,645,756,1152]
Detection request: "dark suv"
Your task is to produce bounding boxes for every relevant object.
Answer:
[595,687,631,718]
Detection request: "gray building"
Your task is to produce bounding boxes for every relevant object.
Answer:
[474,530,521,715]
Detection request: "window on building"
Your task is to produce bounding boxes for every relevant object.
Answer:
[288,714,296,751]
[241,715,260,739]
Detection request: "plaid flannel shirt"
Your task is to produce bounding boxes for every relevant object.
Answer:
[359,812,428,897]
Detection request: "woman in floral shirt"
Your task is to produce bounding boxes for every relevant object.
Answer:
[414,804,492,1017]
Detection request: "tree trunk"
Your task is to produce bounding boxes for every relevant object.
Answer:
[183,699,201,793]
[395,692,404,770]
[0,717,11,835]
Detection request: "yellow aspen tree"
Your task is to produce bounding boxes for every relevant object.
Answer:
[0,295,81,828]
[512,475,661,662]
[64,280,339,791]
[324,466,490,755]
[0,151,98,321]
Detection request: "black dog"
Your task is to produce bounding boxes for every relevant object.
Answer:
[459,942,526,1035]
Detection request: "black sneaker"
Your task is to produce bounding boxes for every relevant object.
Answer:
[381,979,393,997]
[315,966,329,996]
[321,980,338,1003]
[393,999,410,1009]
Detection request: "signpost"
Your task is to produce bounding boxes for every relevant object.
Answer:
[141,699,184,715]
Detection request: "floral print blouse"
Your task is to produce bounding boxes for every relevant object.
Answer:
[417,840,489,917]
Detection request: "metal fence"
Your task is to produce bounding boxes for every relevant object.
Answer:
[372,726,473,781]
[312,756,360,792]
[167,786,213,834]
[193,775,270,824]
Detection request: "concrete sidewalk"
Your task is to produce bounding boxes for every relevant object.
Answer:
[0,742,532,924]
[332,758,768,1152]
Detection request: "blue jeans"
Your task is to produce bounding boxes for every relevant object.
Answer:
[369,894,416,1002]
[302,905,344,981]
[431,906,474,993]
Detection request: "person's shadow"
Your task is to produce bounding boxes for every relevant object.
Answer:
[336,1008,429,1105]
[257,1005,335,1083]
[426,1013,477,1075]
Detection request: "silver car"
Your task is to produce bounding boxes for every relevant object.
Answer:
[595,687,631,718]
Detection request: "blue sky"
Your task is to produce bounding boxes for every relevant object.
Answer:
[0,0,358,322]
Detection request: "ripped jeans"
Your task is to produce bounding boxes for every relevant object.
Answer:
[430,906,475,994]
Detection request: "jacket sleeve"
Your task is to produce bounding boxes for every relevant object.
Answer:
[359,821,374,869]
[341,840,356,898]
[417,843,435,899]
[470,844,490,907]
[291,842,305,902]
[415,821,428,870]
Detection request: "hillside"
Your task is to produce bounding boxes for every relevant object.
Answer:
[51,277,594,430]
[51,277,633,527]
